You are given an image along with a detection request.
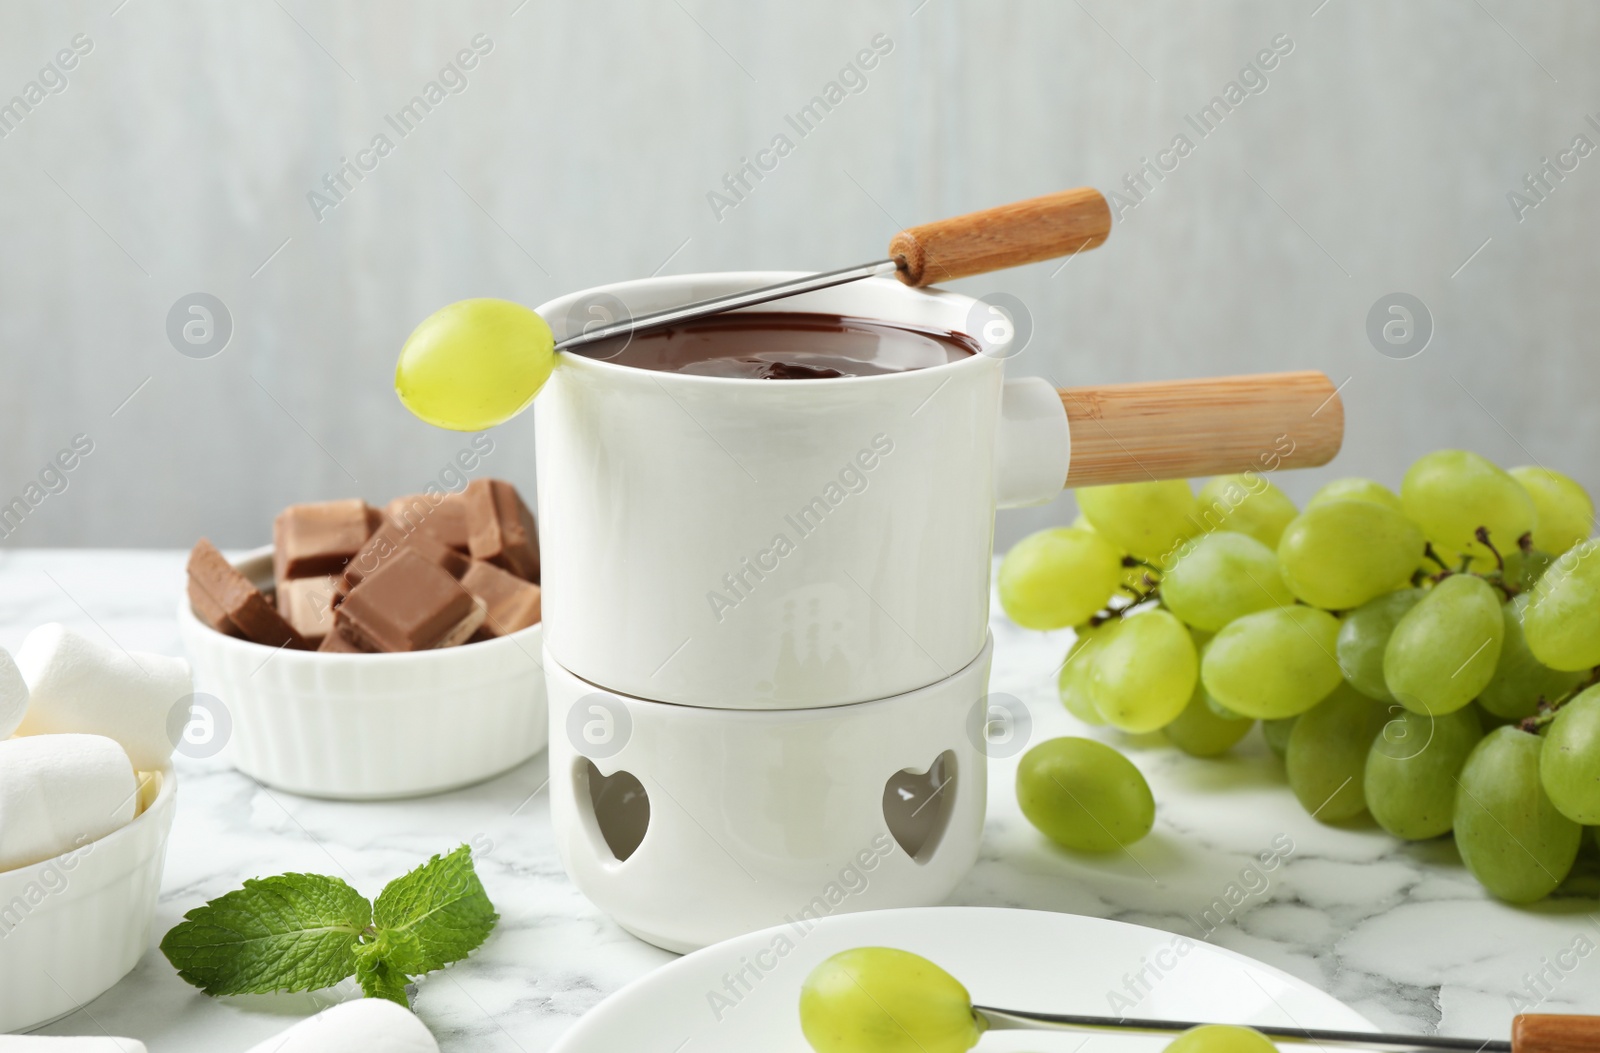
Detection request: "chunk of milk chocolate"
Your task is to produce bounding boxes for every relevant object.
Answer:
[385,492,471,552]
[188,540,310,650]
[334,549,485,652]
[464,478,539,582]
[273,499,382,583]
[460,560,541,637]
[276,575,339,644]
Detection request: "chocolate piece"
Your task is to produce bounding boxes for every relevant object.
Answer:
[187,540,310,650]
[385,492,471,552]
[276,575,338,644]
[336,519,470,602]
[333,549,483,652]
[273,499,381,583]
[317,625,364,652]
[465,479,540,582]
[460,560,542,638]
[187,576,244,639]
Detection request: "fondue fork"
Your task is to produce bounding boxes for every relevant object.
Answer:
[550,182,1348,487]
[554,187,1111,351]
[974,1006,1600,1052]
[537,186,1350,488]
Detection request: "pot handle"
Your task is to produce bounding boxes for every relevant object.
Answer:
[995,371,1345,506]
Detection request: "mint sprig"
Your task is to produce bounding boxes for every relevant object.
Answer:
[160,845,497,1005]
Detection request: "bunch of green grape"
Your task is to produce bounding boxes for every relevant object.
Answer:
[999,451,1600,904]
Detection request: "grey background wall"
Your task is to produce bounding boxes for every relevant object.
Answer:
[0,1,1596,550]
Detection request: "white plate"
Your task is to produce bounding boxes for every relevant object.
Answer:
[551,906,1377,1052]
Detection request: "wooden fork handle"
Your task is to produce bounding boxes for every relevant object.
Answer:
[890,187,1112,286]
[1513,1014,1600,1053]
[1059,371,1345,487]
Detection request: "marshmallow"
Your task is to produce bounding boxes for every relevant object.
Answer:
[0,1039,148,1052]
[14,624,191,772]
[242,999,440,1053]
[0,647,27,739]
[0,734,137,872]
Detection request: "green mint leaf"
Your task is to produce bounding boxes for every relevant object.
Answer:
[354,932,416,1006]
[159,874,371,996]
[371,844,497,974]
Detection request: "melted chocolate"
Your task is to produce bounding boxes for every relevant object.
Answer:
[573,311,979,379]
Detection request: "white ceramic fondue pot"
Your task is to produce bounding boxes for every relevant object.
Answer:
[533,273,1342,710]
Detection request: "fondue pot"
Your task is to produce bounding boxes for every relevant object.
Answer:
[522,191,1343,951]
[534,273,1341,710]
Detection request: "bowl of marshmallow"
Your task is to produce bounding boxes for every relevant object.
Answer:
[0,624,187,1033]
[177,478,548,800]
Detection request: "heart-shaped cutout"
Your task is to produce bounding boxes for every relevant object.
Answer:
[882,750,958,864]
[580,759,651,862]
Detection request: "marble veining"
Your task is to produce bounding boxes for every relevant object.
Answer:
[3,550,1597,1051]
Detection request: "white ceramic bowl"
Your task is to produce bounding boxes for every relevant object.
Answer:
[0,768,175,1034]
[178,546,547,799]
[546,636,992,953]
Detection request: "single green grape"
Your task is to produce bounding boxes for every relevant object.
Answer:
[1401,450,1536,563]
[1077,480,1199,562]
[395,298,555,430]
[997,527,1123,630]
[1161,532,1294,632]
[1524,539,1600,671]
[1087,609,1198,733]
[1276,501,1424,611]
[1384,574,1504,715]
[799,947,981,1053]
[1194,475,1299,548]
[1365,705,1482,840]
[1454,726,1581,903]
[1163,1023,1280,1053]
[1510,465,1594,557]
[1286,684,1388,822]
[1503,547,1555,592]
[1165,679,1255,757]
[1504,550,1555,598]
[1540,686,1600,825]
[1478,595,1584,720]
[1307,477,1404,514]
[1201,607,1343,720]
[1057,623,1112,726]
[1262,716,1297,759]
[1016,737,1155,852]
[1337,589,1424,702]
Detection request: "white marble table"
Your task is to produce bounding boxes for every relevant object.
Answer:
[4,549,1597,1051]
